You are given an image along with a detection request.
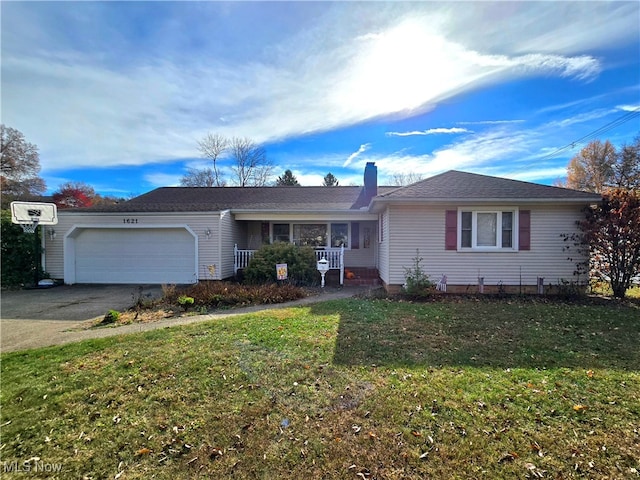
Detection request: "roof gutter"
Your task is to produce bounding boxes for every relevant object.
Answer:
[233,209,378,221]
[369,195,602,212]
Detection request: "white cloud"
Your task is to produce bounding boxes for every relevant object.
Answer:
[546,108,617,129]
[143,173,181,188]
[457,120,525,126]
[347,125,550,184]
[500,167,568,183]
[2,2,636,173]
[343,143,372,167]
[288,172,325,186]
[386,127,470,137]
[618,104,640,112]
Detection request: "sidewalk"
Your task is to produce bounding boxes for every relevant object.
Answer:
[1,287,365,353]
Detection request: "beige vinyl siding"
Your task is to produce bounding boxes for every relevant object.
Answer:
[48,211,221,282]
[218,210,245,279]
[199,216,220,280]
[43,224,64,280]
[378,209,390,284]
[386,204,586,288]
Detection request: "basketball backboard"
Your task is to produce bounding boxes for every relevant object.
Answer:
[10,201,58,226]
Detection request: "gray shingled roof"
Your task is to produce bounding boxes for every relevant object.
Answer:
[75,186,396,213]
[375,170,601,203]
[65,170,600,214]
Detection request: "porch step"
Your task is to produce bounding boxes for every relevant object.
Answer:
[343,267,381,287]
[344,278,381,286]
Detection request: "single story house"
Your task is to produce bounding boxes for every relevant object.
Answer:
[43,163,600,293]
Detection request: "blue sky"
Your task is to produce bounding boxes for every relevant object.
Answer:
[2,1,639,197]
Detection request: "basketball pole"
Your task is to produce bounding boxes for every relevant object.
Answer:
[34,224,40,286]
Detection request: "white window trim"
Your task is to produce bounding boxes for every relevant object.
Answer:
[457,207,519,252]
[270,222,352,249]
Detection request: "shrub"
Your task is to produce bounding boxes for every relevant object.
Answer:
[402,249,434,298]
[164,281,307,309]
[177,295,195,310]
[555,279,586,299]
[243,243,317,286]
[101,309,120,324]
[1,210,47,287]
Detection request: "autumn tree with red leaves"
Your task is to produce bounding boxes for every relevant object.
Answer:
[52,181,96,208]
[568,188,640,298]
[560,134,640,298]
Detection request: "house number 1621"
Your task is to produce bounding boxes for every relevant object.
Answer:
[123,218,138,224]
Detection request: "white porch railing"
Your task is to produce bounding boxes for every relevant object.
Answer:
[234,244,345,285]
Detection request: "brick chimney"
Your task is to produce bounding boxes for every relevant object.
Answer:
[364,162,377,203]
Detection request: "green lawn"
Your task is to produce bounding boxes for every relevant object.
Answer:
[1,298,639,479]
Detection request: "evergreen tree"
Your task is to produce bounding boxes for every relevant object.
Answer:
[322,172,339,186]
[276,169,300,186]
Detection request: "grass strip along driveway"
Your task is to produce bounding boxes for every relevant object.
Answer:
[1,298,639,479]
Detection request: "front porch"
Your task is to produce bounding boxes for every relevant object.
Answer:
[234,245,380,286]
[235,244,345,284]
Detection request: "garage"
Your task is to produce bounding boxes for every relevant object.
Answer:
[67,227,197,284]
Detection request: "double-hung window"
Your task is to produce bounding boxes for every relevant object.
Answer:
[459,209,517,250]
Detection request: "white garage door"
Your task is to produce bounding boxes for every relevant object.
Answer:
[74,228,196,284]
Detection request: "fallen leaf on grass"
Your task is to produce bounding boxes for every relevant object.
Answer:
[209,447,223,460]
[355,467,371,479]
[531,441,544,457]
[136,447,151,455]
[498,452,519,463]
[525,462,547,478]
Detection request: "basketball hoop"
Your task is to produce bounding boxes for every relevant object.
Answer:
[20,217,40,234]
[10,201,58,234]
[9,201,58,286]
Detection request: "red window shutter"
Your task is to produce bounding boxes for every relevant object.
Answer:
[519,210,531,250]
[445,210,457,250]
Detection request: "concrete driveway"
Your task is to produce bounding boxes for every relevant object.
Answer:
[0,284,362,354]
[1,284,163,321]
[1,284,163,353]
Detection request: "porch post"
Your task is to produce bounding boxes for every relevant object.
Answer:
[339,245,344,285]
[234,244,238,275]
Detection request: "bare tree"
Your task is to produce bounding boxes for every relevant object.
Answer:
[198,133,228,187]
[229,137,273,187]
[180,167,219,187]
[0,124,46,205]
[389,172,424,186]
[613,134,640,189]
